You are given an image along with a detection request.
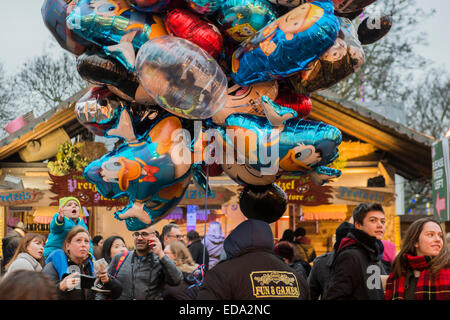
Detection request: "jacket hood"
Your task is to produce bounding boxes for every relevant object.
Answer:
[338,228,384,261]
[223,219,274,259]
[333,222,355,251]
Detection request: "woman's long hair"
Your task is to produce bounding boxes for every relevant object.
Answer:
[4,233,46,271]
[391,217,450,279]
[166,241,197,273]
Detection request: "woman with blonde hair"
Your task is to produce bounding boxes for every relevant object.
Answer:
[163,241,199,300]
[385,217,450,300]
[4,234,46,277]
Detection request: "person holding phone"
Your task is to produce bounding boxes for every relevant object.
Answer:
[96,225,183,300]
[43,226,122,300]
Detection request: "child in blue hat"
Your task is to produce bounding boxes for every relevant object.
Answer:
[44,197,93,259]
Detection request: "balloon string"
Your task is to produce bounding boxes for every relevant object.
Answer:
[360,9,365,103]
[202,164,210,268]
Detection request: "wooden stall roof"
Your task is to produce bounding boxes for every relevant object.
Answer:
[310,91,434,180]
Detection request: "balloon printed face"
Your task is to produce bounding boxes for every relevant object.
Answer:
[231,0,339,85]
[136,36,227,120]
[84,115,194,230]
[289,17,365,94]
[216,0,277,42]
[211,80,278,126]
[67,0,168,71]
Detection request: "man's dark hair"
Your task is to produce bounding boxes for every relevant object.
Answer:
[294,227,306,238]
[274,241,294,263]
[92,235,103,246]
[187,230,200,242]
[352,203,384,226]
[161,223,179,239]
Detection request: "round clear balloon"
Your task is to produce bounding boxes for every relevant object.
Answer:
[136,36,227,119]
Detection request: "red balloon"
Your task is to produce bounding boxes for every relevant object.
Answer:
[165,9,224,59]
[275,88,312,119]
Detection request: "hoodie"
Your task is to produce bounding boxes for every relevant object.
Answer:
[4,252,43,277]
[197,219,310,300]
[202,222,225,269]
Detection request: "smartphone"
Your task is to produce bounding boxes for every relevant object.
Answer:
[80,274,96,289]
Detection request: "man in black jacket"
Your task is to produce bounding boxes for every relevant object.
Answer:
[186,230,209,271]
[325,203,387,300]
[197,219,310,300]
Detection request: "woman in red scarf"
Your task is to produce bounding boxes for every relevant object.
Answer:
[385,217,450,300]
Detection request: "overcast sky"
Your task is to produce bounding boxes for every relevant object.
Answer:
[0,0,448,75]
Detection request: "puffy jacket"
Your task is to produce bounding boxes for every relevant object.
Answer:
[4,252,43,277]
[325,228,387,300]
[99,250,183,300]
[197,219,310,300]
[43,249,122,300]
[44,214,93,258]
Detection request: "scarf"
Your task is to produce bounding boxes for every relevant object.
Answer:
[385,254,450,300]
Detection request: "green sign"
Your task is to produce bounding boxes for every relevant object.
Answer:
[432,137,450,222]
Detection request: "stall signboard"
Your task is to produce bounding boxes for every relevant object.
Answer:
[180,186,235,206]
[432,137,450,222]
[335,186,395,206]
[49,172,128,207]
[0,189,43,206]
[275,175,334,206]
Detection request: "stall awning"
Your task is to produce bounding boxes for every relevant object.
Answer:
[33,206,87,224]
[302,205,348,221]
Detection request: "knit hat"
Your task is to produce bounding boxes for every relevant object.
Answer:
[59,196,81,209]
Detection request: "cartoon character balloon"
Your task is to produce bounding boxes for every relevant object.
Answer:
[84,111,195,230]
[41,0,89,56]
[136,36,228,119]
[66,0,168,71]
[231,0,340,85]
[289,17,365,94]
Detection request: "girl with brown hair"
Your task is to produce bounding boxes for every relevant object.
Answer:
[163,241,199,300]
[4,233,46,277]
[385,217,450,300]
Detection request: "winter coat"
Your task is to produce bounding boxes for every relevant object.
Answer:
[163,263,200,300]
[325,228,387,300]
[4,252,43,277]
[188,240,209,271]
[2,230,23,266]
[197,219,310,300]
[43,249,122,300]
[202,224,225,269]
[43,214,93,259]
[98,250,183,300]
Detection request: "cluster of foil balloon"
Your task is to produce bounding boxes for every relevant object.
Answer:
[42,0,391,229]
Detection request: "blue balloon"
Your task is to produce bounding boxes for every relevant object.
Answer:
[216,0,277,42]
[230,0,339,85]
[66,0,168,71]
[83,114,194,230]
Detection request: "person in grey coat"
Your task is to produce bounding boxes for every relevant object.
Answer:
[97,225,183,300]
[4,233,46,277]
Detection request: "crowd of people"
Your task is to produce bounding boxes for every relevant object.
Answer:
[0,196,449,301]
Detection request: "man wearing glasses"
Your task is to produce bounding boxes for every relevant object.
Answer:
[97,225,182,300]
[160,223,185,249]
